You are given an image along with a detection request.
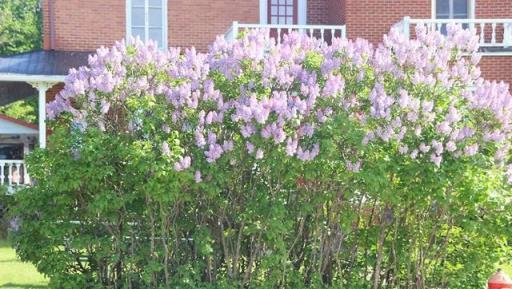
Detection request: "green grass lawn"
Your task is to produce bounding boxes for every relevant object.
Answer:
[0,240,48,289]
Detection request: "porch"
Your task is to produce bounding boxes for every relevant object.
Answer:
[224,22,347,43]
[397,17,512,55]
[0,160,30,192]
[0,50,89,193]
[0,115,37,192]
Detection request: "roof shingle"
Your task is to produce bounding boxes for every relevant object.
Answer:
[0,50,90,76]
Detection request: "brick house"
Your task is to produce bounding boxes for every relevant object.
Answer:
[0,0,511,190]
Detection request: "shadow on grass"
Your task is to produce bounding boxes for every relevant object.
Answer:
[0,240,13,249]
[0,283,48,289]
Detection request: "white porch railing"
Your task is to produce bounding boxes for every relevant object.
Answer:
[397,17,512,55]
[225,21,347,43]
[0,160,30,193]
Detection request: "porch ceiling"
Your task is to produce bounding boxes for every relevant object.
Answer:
[0,82,36,106]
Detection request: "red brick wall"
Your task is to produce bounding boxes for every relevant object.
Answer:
[169,0,258,51]
[42,0,258,52]
[43,0,125,51]
[328,0,344,25]
[46,83,64,103]
[343,0,430,44]
[476,0,512,18]
[42,0,50,49]
[308,0,330,24]
[479,57,512,88]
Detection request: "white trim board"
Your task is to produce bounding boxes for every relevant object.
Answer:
[298,0,307,25]
[259,0,267,24]
[0,73,64,83]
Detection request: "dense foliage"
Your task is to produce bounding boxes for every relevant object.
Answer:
[12,26,512,289]
[0,186,9,239]
[0,0,41,121]
[0,96,37,123]
[0,0,41,56]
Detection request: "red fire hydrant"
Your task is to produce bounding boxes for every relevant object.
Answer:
[489,269,512,289]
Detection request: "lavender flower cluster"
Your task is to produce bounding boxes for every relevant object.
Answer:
[48,24,512,182]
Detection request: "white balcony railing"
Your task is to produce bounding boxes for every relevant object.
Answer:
[397,17,512,55]
[225,21,347,43]
[0,160,30,193]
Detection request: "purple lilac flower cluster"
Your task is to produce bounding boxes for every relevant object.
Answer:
[48,24,512,182]
[365,24,512,171]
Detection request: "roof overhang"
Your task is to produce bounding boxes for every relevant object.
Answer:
[0,114,38,135]
[0,73,65,83]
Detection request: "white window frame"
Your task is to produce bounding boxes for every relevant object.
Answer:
[260,0,307,25]
[432,0,475,19]
[126,0,168,49]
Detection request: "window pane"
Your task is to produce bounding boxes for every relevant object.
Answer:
[286,16,293,24]
[279,0,285,4]
[286,0,293,4]
[271,16,278,24]
[149,8,162,27]
[436,0,450,15]
[279,6,285,15]
[279,17,286,24]
[132,27,146,40]
[271,6,277,15]
[132,0,145,6]
[453,0,468,15]
[286,6,293,16]
[149,0,161,7]
[149,28,163,45]
[132,7,145,26]
[271,0,278,4]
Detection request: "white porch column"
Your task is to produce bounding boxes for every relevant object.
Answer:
[30,82,51,149]
[38,84,48,148]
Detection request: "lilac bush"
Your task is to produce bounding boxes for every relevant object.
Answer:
[15,25,512,289]
[49,25,512,180]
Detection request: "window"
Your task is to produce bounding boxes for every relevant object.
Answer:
[127,0,167,49]
[268,0,297,25]
[435,0,472,34]
[0,144,23,160]
[436,0,469,19]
